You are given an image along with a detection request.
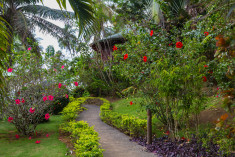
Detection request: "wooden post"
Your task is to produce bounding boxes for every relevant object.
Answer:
[147,108,152,144]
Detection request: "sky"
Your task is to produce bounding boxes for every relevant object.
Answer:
[35,0,74,59]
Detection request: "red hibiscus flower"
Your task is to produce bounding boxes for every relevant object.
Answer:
[164,131,170,135]
[176,42,183,48]
[48,95,54,101]
[204,65,208,68]
[169,43,173,46]
[130,101,133,105]
[8,68,13,72]
[54,68,57,72]
[204,32,209,36]
[8,117,13,123]
[45,113,50,120]
[28,47,32,51]
[141,72,144,74]
[21,98,25,103]
[181,137,186,140]
[202,76,207,82]
[150,30,153,36]
[74,82,78,86]
[61,65,64,69]
[35,140,40,144]
[29,136,31,140]
[15,99,20,104]
[43,96,47,102]
[15,134,20,139]
[46,134,49,137]
[29,108,35,113]
[143,56,147,62]
[58,83,62,88]
[113,45,117,51]
[208,70,213,74]
[65,94,68,99]
[123,54,128,60]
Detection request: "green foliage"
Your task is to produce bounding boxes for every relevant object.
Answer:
[51,96,70,115]
[61,98,87,121]
[72,86,85,98]
[99,97,147,137]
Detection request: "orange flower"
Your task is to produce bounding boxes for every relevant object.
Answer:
[220,113,228,121]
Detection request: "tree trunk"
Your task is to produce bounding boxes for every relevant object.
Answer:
[147,108,152,144]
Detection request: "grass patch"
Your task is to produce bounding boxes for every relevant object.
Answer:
[0,115,68,157]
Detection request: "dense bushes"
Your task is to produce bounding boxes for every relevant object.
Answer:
[99,98,147,137]
[60,97,104,157]
[72,87,85,98]
[60,120,103,157]
[51,96,70,115]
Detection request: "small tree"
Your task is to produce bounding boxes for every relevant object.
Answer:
[4,50,68,135]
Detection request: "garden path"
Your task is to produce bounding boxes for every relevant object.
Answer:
[76,104,156,157]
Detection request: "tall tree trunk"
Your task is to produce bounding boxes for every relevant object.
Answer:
[147,108,152,144]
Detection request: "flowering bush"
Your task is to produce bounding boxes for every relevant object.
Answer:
[4,51,68,135]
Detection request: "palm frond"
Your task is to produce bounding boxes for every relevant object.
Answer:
[20,5,75,21]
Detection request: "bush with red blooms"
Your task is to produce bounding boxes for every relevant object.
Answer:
[4,52,68,135]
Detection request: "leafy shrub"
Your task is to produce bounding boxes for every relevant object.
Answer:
[61,121,104,157]
[72,87,85,98]
[51,96,70,115]
[61,98,87,121]
[99,98,147,137]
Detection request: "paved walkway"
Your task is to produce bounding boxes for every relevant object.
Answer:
[76,104,156,157]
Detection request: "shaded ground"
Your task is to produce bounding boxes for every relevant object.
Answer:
[76,104,156,157]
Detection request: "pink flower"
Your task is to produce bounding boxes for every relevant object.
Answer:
[35,140,40,144]
[48,95,54,101]
[45,113,50,120]
[15,134,20,139]
[217,87,219,90]
[43,96,47,102]
[65,94,68,99]
[46,134,49,137]
[74,82,78,86]
[61,65,64,69]
[8,68,13,72]
[216,95,219,98]
[28,47,32,51]
[29,108,35,113]
[8,117,13,123]
[15,99,20,104]
[21,98,25,103]
[58,83,62,88]
[54,68,57,72]
[29,136,32,140]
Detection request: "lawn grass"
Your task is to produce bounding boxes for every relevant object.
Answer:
[0,115,68,157]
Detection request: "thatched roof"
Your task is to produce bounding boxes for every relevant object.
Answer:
[90,33,126,52]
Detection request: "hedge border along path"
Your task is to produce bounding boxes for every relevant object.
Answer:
[74,97,156,157]
[60,97,104,157]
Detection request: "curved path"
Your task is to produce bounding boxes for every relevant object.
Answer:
[76,104,156,157]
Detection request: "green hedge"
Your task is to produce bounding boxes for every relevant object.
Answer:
[60,97,104,157]
[98,98,147,137]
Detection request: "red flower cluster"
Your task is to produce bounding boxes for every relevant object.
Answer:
[130,101,133,105]
[43,96,47,102]
[58,83,62,88]
[204,32,209,36]
[176,42,183,48]
[113,45,117,51]
[124,54,128,60]
[48,95,54,101]
[45,113,50,120]
[74,82,78,86]
[150,30,153,36]
[8,68,13,72]
[15,134,20,139]
[204,65,208,68]
[202,76,207,82]
[15,98,25,104]
[35,140,40,144]
[143,56,147,62]
[29,108,35,113]
[8,117,13,123]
